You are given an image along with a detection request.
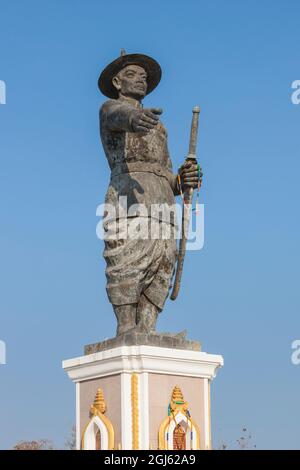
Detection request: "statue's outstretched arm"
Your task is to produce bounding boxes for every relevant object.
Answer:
[100,100,136,132]
[100,101,162,133]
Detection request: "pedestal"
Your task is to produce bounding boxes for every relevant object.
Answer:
[62,343,223,450]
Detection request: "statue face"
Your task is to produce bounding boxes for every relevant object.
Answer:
[112,65,147,99]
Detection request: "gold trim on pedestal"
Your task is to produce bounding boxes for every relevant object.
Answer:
[131,373,139,450]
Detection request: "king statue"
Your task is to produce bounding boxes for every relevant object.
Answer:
[98,50,202,337]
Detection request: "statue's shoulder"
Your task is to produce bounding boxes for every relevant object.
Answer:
[100,99,119,116]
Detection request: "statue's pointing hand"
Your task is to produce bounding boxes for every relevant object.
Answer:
[130,108,162,133]
[178,161,203,190]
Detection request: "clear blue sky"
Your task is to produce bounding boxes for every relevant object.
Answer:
[1,0,299,449]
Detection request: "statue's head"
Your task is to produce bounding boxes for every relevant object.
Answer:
[98,51,162,100]
[112,64,147,100]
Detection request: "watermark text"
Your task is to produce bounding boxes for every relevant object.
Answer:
[291,340,300,365]
[291,80,300,105]
[96,198,204,251]
[0,80,6,105]
[0,340,6,365]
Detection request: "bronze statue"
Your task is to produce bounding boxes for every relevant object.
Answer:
[98,51,202,336]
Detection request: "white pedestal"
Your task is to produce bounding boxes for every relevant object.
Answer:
[62,345,223,450]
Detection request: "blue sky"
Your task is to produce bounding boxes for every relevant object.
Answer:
[0,0,300,449]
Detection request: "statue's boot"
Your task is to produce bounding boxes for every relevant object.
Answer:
[136,294,160,334]
[113,304,137,336]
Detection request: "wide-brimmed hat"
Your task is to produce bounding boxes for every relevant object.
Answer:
[98,49,162,99]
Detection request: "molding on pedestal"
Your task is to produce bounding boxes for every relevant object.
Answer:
[203,378,210,449]
[76,382,80,450]
[62,345,224,383]
[139,372,149,449]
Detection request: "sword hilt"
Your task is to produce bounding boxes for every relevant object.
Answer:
[187,106,200,159]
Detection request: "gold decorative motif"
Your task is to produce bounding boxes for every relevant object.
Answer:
[170,385,188,413]
[131,373,139,450]
[90,388,106,415]
[158,385,200,450]
[81,388,115,450]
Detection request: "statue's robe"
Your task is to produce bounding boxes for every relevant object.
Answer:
[100,96,179,309]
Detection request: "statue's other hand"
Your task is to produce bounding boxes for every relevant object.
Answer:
[131,108,162,133]
[179,161,203,190]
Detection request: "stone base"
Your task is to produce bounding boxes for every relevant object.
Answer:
[63,344,223,450]
[84,330,200,355]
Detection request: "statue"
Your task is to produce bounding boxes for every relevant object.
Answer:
[63,54,223,452]
[98,51,202,337]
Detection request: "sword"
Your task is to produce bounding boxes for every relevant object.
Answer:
[170,106,200,301]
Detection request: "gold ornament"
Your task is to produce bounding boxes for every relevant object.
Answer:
[170,385,188,413]
[81,388,115,450]
[131,373,139,450]
[90,388,106,415]
[158,385,200,450]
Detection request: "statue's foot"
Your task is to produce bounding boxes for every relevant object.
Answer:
[136,293,160,334]
[135,310,158,334]
[116,323,156,336]
[116,324,136,336]
[113,304,137,336]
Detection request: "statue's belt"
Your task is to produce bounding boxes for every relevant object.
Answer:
[111,162,175,188]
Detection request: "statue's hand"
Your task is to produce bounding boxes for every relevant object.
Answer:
[130,108,162,133]
[178,161,203,190]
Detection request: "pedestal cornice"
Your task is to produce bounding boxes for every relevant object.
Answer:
[62,345,224,382]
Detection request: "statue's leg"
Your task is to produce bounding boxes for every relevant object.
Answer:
[113,304,137,336]
[136,294,161,333]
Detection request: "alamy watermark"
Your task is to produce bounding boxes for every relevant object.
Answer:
[0,80,6,105]
[291,80,300,105]
[96,197,204,251]
[0,340,6,365]
[291,340,300,365]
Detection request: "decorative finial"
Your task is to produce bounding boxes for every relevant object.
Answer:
[171,385,184,403]
[120,48,127,56]
[169,385,188,413]
[91,388,106,414]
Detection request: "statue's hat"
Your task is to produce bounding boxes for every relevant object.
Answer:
[98,49,162,99]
